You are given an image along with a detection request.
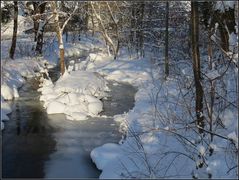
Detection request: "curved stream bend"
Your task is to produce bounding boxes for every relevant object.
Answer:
[2,70,136,178]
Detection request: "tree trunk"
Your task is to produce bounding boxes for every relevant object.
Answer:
[208,29,213,70]
[32,2,39,42]
[214,8,235,52]
[139,2,145,57]
[89,3,95,36]
[218,24,229,52]
[9,1,18,59]
[106,2,119,59]
[51,2,65,75]
[165,1,169,78]
[84,2,89,31]
[191,1,204,134]
[35,3,47,54]
[35,21,45,54]
[130,4,136,45]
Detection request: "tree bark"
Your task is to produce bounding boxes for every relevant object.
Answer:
[9,1,18,59]
[51,2,65,75]
[139,2,145,57]
[32,2,41,42]
[218,23,229,52]
[165,1,169,78]
[84,2,89,31]
[106,2,120,59]
[35,3,46,55]
[191,1,204,133]
[90,4,95,36]
[130,4,136,45]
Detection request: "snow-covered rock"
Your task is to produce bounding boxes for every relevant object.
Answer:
[88,102,103,115]
[39,70,109,120]
[1,84,14,100]
[47,101,66,114]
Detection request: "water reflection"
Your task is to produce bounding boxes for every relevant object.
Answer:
[2,79,57,178]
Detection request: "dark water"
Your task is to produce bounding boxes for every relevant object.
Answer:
[2,78,57,178]
[2,74,136,178]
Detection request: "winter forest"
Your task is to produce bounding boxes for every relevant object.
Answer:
[1,1,238,179]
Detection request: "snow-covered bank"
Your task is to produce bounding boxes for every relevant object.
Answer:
[79,47,238,178]
[1,57,48,130]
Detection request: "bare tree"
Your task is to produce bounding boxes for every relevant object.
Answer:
[165,1,169,78]
[90,2,117,59]
[50,1,65,74]
[35,2,47,54]
[138,2,145,57]
[9,1,18,59]
[191,1,204,133]
[50,1,78,74]
[106,2,120,58]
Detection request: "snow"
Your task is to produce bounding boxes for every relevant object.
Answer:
[215,1,235,12]
[229,32,238,54]
[39,70,109,120]
[91,143,122,170]
[205,70,220,80]
[227,132,238,148]
[1,100,12,121]
[1,84,14,100]
[88,102,103,115]
[198,145,206,156]
[47,101,66,114]
[77,51,151,86]
[59,44,64,49]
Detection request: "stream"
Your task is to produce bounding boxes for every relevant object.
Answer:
[2,64,137,178]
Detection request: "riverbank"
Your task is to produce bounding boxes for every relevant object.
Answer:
[1,57,50,130]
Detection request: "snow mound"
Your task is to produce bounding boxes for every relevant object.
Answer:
[1,84,14,100]
[1,100,12,121]
[39,70,109,120]
[91,143,122,170]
